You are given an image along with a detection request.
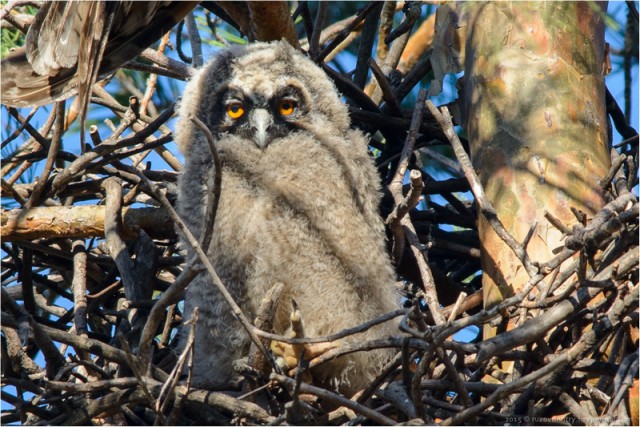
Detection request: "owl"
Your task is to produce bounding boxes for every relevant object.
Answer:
[175,41,398,396]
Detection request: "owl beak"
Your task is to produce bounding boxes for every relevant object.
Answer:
[250,108,273,149]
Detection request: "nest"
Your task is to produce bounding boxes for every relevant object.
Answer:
[1,2,638,426]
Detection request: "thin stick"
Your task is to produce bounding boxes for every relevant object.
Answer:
[271,373,396,425]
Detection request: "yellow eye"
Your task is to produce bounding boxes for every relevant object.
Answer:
[278,99,296,116]
[226,102,245,119]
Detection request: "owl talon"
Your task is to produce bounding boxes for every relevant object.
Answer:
[270,300,338,381]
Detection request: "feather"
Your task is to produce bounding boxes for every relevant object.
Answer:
[1,1,199,108]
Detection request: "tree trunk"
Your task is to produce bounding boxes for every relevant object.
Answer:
[459,2,611,338]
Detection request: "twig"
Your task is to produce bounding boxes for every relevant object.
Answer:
[139,48,197,79]
[138,261,202,372]
[316,3,379,62]
[387,89,427,262]
[1,288,66,379]
[427,101,539,279]
[157,308,198,416]
[353,2,383,89]
[45,377,138,393]
[308,1,327,58]
[443,318,610,425]
[368,58,403,115]
[70,239,90,359]
[271,373,396,425]
[386,169,424,229]
[1,106,39,149]
[51,102,174,195]
[185,12,203,68]
[25,101,65,208]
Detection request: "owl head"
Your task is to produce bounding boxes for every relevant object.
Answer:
[176,41,351,152]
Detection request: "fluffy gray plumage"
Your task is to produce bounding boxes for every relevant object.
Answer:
[175,41,398,395]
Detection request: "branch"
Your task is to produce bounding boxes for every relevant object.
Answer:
[1,205,174,241]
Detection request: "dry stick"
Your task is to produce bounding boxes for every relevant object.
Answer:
[33,321,166,381]
[376,381,419,420]
[565,193,638,251]
[71,239,91,362]
[607,353,639,420]
[386,169,424,228]
[375,1,397,67]
[91,86,181,171]
[45,377,139,393]
[5,161,35,189]
[387,89,425,263]
[353,2,383,89]
[135,171,276,374]
[432,248,573,356]
[5,107,51,152]
[139,47,196,79]
[0,0,32,22]
[26,101,65,208]
[150,378,276,424]
[118,337,161,423]
[20,247,35,314]
[1,178,26,205]
[50,101,145,194]
[368,58,403,115]
[159,304,176,348]
[308,1,328,59]
[102,178,138,303]
[385,1,421,45]
[90,134,173,170]
[88,94,164,126]
[185,12,203,68]
[476,251,638,364]
[132,115,220,368]
[2,106,39,148]
[426,101,538,279]
[411,340,438,419]
[1,288,66,379]
[271,373,396,426]
[297,337,461,376]
[370,8,414,104]
[303,9,363,49]
[544,210,572,235]
[158,308,198,416]
[140,32,170,118]
[167,340,194,426]
[443,326,602,425]
[600,149,627,191]
[435,346,473,407]
[357,352,403,404]
[94,89,182,171]
[447,291,468,323]
[366,0,396,98]
[261,309,406,347]
[138,261,202,371]
[557,391,600,427]
[315,2,379,62]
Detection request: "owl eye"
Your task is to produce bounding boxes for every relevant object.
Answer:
[226,102,245,119]
[278,98,297,116]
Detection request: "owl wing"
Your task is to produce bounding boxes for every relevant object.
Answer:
[1,1,198,108]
